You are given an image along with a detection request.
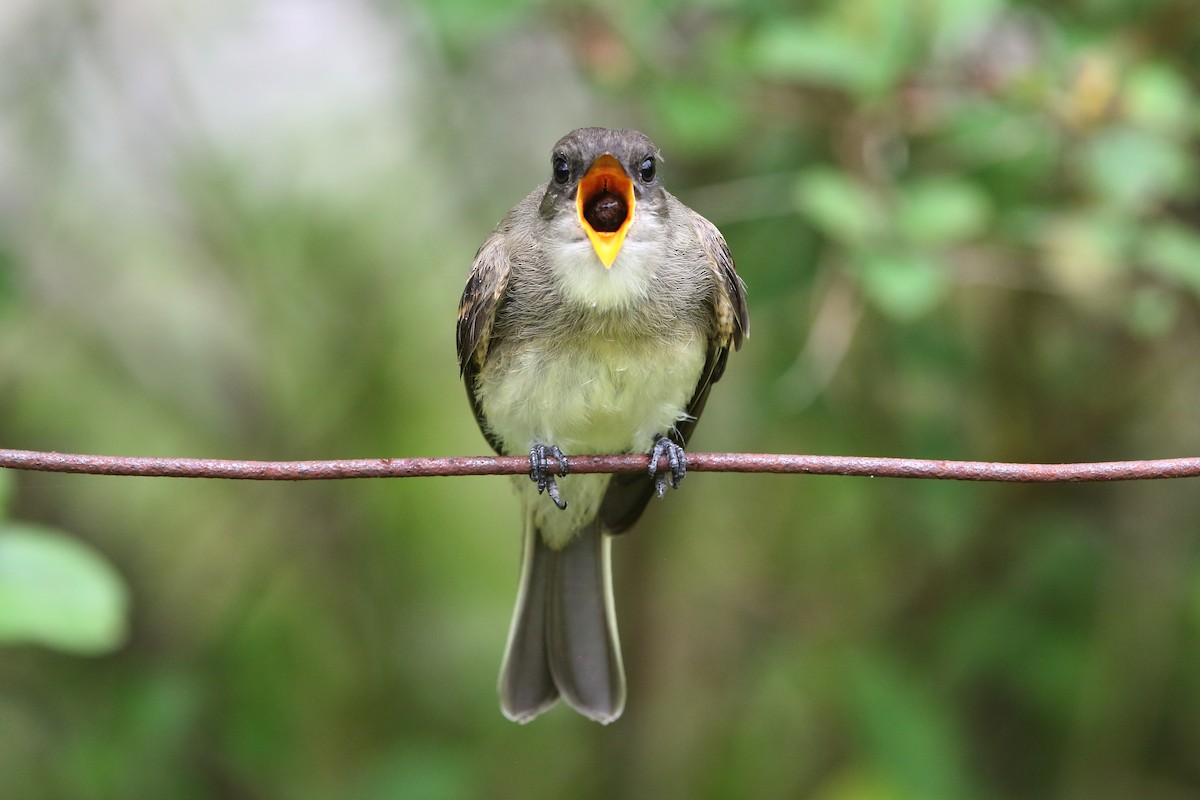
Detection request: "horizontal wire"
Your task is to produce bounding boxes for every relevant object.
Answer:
[2,449,1198,483]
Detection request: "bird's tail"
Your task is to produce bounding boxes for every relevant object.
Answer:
[498,514,625,724]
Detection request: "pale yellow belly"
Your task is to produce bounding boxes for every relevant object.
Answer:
[479,332,707,544]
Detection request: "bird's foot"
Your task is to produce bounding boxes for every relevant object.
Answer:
[648,434,687,498]
[529,443,570,510]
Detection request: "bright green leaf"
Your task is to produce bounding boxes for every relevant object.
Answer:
[942,105,1058,172]
[0,524,129,655]
[794,169,883,244]
[856,251,948,320]
[1123,63,1194,133]
[747,11,906,97]
[927,0,1005,51]
[749,22,868,87]
[1140,222,1200,297]
[895,178,992,245]
[1083,126,1192,211]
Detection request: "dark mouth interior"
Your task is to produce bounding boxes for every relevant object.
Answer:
[583,190,628,233]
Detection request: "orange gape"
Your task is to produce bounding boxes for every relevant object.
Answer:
[575,154,635,268]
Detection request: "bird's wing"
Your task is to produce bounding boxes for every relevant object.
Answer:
[675,211,749,443]
[457,232,512,455]
[600,210,749,533]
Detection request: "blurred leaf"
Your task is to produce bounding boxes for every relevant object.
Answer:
[413,0,539,50]
[895,177,991,245]
[749,22,873,89]
[794,169,883,244]
[1082,126,1192,211]
[1122,63,1194,134]
[1139,222,1200,297]
[747,0,912,97]
[0,524,129,654]
[856,251,948,320]
[654,82,744,154]
[927,0,1006,49]
[942,104,1058,174]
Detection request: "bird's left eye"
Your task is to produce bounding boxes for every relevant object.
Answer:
[552,156,570,184]
[638,156,656,183]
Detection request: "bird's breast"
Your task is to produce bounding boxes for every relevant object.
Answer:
[478,323,707,456]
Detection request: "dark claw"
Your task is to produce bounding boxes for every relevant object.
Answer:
[529,444,570,510]
[648,434,687,498]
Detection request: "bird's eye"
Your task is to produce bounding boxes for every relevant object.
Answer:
[638,155,656,182]
[552,156,570,184]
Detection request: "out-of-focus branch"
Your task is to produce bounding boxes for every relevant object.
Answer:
[1,448,1198,482]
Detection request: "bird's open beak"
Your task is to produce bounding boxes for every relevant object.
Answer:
[576,154,635,268]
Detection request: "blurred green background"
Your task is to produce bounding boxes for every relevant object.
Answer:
[2,0,1200,797]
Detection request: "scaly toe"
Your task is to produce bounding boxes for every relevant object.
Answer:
[648,434,688,494]
[529,443,569,509]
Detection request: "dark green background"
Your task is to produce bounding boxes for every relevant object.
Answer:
[3,0,1200,797]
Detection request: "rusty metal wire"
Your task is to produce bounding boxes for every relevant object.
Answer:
[1,448,1199,482]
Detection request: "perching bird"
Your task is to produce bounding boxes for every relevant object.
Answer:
[457,127,748,723]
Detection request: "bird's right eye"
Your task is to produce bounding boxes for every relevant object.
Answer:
[552,156,570,184]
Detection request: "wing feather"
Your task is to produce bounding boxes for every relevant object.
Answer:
[681,213,748,433]
[457,233,512,455]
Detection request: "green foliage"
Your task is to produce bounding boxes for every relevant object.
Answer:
[654,81,746,153]
[746,1,916,97]
[794,169,884,245]
[894,178,991,246]
[1084,126,1192,211]
[0,470,130,656]
[0,524,129,654]
[1141,222,1200,295]
[857,251,948,321]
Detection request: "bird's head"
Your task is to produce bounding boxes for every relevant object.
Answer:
[539,128,665,269]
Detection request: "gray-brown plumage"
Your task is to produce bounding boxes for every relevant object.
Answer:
[457,127,747,723]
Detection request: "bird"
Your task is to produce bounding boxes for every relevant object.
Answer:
[456,127,748,724]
